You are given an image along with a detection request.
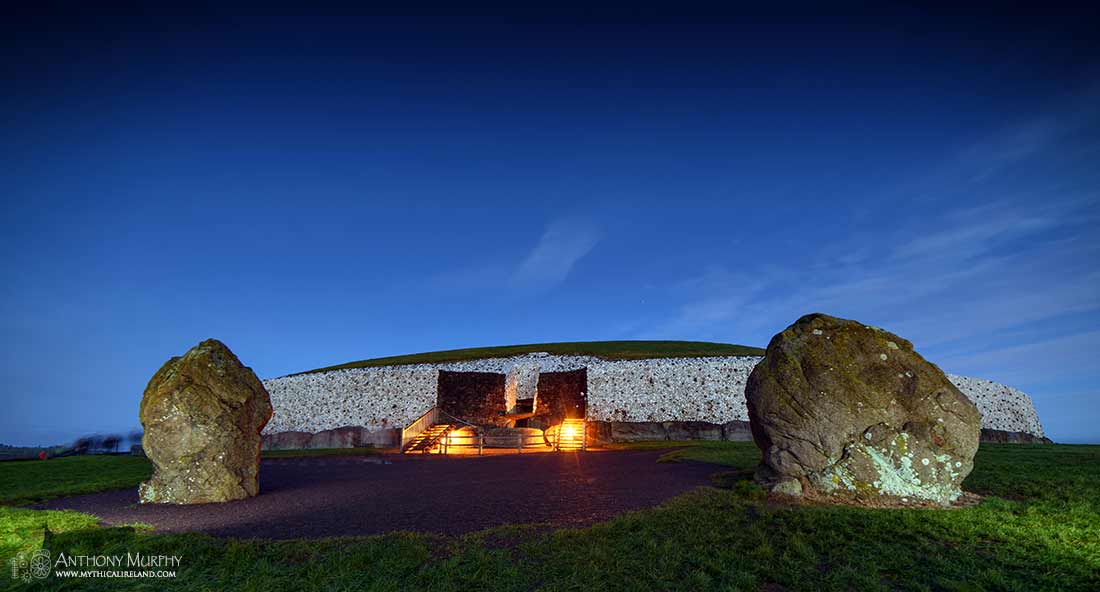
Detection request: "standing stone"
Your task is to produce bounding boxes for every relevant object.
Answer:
[746,314,981,505]
[504,362,540,414]
[139,339,273,504]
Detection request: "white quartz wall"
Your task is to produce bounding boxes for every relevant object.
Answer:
[262,366,438,434]
[947,374,1046,438]
[262,354,594,434]
[262,354,1047,438]
[586,357,758,422]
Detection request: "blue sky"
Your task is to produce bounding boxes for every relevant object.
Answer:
[2,6,1098,445]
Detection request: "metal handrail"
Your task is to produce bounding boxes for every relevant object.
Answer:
[437,409,482,432]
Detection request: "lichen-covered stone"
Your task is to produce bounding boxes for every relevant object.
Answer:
[746,314,981,505]
[139,339,272,504]
[772,478,803,497]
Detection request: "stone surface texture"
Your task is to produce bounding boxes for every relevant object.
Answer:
[746,314,982,504]
[533,369,588,428]
[437,371,507,426]
[139,339,272,504]
[947,374,1045,438]
[260,352,1046,444]
[261,426,397,450]
[504,362,540,413]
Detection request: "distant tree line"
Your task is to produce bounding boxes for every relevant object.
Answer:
[68,430,143,455]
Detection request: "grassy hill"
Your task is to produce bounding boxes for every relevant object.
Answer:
[297,340,765,375]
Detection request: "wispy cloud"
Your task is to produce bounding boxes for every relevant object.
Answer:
[510,217,602,290]
[646,85,1100,375]
[888,202,1060,262]
[959,83,1100,181]
[650,199,1098,353]
[936,329,1100,387]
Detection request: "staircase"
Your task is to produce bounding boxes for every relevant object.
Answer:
[403,423,453,454]
[555,418,587,452]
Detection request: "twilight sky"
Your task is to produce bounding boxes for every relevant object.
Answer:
[2,5,1098,445]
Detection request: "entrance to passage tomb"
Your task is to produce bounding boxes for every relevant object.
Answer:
[530,368,588,430]
[404,367,589,454]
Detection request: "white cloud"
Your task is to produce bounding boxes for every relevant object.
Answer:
[960,83,1100,181]
[510,217,601,290]
[936,329,1100,387]
[647,183,1098,354]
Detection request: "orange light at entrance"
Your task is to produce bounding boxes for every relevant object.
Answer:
[556,418,586,451]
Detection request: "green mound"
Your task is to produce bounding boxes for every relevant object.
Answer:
[296,340,765,375]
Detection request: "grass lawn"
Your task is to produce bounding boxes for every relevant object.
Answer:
[0,448,381,506]
[2,443,1098,591]
[0,457,152,507]
[295,340,765,375]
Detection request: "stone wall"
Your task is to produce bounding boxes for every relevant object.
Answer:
[437,370,507,426]
[505,362,540,413]
[533,368,587,428]
[261,353,1048,444]
[263,365,437,435]
[946,374,1046,439]
[586,357,757,423]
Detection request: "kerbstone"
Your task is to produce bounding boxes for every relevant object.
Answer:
[745,314,981,505]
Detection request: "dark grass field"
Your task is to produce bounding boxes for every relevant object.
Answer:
[294,340,765,375]
[0,448,379,507]
[2,443,1098,591]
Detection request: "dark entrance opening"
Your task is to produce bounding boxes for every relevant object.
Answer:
[531,368,587,430]
[512,398,536,428]
[437,371,506,426]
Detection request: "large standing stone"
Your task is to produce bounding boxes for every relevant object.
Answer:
[746,314,981,505]
[139,339,273,504]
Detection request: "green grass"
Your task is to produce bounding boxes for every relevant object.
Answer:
[2,444,1098,591]
[0,449,380,506]
[0,456,152,507]
[0,507,100,563]
[294,340,765,375]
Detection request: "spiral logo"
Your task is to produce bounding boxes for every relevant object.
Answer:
[9,549,51,582]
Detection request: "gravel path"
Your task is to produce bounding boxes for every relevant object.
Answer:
[36,449,717,539]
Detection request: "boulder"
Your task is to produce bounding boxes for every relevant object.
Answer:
[307,426,381,449]
[746,314,981,505]
[979,428,1053,445]
[663,421,723,441]
[586,420,613,445]
[139,339,273,504]
[261,426,399,450]
[721,420,753,442]
[609,421,668,442]
[261,431,313,450]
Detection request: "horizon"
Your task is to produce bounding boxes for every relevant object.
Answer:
[3,5,1098,446]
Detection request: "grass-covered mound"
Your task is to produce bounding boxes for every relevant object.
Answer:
[296,340,765,375]
[2,443,1097,591]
